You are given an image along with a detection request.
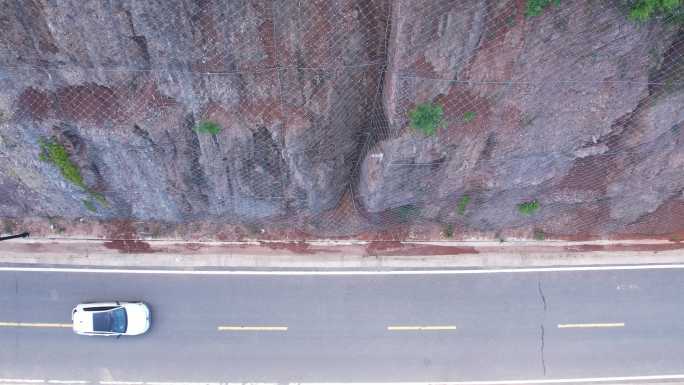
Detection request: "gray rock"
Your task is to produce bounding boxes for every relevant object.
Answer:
[0,0,682,238]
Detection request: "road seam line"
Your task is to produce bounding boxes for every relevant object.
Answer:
[47,381,89,384]
[0,380,45,384]
[557,323,625,329]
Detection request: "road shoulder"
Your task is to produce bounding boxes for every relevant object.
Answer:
[1,238,683,269]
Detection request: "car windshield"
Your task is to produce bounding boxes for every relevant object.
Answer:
[92,307,127,333]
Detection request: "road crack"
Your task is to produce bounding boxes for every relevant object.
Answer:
[538,280,547,376]
[538,280,547,311]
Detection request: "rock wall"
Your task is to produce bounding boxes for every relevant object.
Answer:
[359,0,684,238]
[0,0,388,225]
[0,0,682,239]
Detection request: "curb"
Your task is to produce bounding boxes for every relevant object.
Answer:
[0,238,683,269]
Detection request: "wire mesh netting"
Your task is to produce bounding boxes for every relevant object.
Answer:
[0,0,682,240]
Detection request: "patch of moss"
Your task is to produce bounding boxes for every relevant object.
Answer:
[396,204,419,222]
[463,111,477,123]
[443,224,454,238]
[195,120,222,135]
[90,192,107,205]
[457,195,471,215]
[39,138,86,189]
[83,200,97,212]
[39,137,108,207]
[518,200,540,215]
[525,0,560,17]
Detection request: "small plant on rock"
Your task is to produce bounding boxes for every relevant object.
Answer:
[457,195,471,215]
[628,0,683,22]
[463,111,477,123]
[518,200,540,215]
[83,200,97,212]
[39,138,86,189]
[195,120,222,135]
[408,102,444,136]
[39,136,108,207]
[396,204,419,222]
[443,224,454,238]
[525,0,560,17]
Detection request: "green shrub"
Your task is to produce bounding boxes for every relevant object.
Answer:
[463,111,477,123]
[195,120,222,135]
[518,200,540,215]
[83,200,96,212]
[628,0,683,22]
[39,137,108,206]
[457,195,471,215]
[90,192,107,205]
[443,224,454,238]
[408,103,444,136]
[396,204,419,221]
[533,229,546,240]
[39,138,86,189]
[525,0,560,17]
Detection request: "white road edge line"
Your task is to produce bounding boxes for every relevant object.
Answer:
[2,264,684,275]
[291,373,684,384]
[10,375,684,385]
[47,381,89,384]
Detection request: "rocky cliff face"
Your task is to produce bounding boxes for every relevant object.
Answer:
[0,0,387,223]
[0,0,682,240]
[361,0,684,238]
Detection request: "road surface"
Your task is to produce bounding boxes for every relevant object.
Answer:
[0,265,683,383]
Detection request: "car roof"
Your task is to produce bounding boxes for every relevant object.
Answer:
[92,311,113,332]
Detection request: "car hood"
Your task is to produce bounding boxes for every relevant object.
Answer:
[123,303,150,335]
[72,309,94,333]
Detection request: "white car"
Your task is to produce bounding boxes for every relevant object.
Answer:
[72,302,151,336]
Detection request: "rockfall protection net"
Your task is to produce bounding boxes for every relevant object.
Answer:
[0,0,683,240]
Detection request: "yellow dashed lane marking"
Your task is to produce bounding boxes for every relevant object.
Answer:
[217,326,288,331]
[387,325,457,331]
[0,322,72,328]
[558,323,625,329]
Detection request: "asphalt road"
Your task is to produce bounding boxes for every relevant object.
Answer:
[1,267,684,383]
